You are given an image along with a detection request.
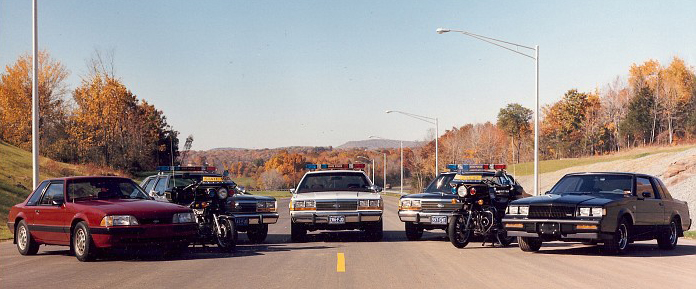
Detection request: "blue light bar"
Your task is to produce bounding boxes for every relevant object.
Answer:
[305,164,318,170]
[447,164,458,171]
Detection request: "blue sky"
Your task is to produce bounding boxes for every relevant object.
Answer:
[2,1,694,150]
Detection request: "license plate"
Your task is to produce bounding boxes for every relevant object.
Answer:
[538,222,559,235]
[328,215,345,225]
[235,218,248,226]
[431,216,448,225]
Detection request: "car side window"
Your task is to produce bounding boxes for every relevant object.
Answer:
[39,182,65,205]
[26,181,49,206]
[154,176,169,194]
[143,177,157,193]
[655,178,673,200]
[636,177,656,199]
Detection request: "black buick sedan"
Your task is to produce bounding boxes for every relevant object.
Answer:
[503,172,691,254]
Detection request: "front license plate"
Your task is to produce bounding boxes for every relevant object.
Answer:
[538,222,560,235]
[431,216,448,225]
[328,215,345,225]
[235,218,248,226]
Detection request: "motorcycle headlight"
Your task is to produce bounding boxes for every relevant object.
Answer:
[591,207,605,217]
[518,206,529,216]
[173,212,195,223]
[508,205,519,215]
[100,215,139,227]
[457,186,467,197]
[217,188,228,199]
[579,207,591,217]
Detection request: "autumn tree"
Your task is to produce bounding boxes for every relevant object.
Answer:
[620,87,655,146]
[0,51,72,160]
[497,103,532,163]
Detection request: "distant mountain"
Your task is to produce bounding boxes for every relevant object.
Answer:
[337,139,425,149]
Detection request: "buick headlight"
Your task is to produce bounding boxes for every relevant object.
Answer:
[508,205,519,215]
[217,188,228,199]
[518,206,529,216]
[173,212,195,223]
[579,207,591,217]
[100,215,139,227]
[457,186,467,197]
[591,207,605,217]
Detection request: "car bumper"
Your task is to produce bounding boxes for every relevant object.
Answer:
[91,223,198,248]
[502,218,612,240]
[291,211,382,224]
[230,212,280,226]
[398,210,456,225]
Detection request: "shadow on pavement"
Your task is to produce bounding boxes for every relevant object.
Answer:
[535,241,696,257]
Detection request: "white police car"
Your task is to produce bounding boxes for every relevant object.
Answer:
[289,164,383,242]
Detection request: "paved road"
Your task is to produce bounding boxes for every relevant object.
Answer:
[2,196,695,289]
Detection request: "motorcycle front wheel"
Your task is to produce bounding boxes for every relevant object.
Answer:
[216,218,237,252]
[448,213,471,248]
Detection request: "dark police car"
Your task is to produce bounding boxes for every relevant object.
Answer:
[142,166,278,243]
[398,164,526,241]
[503,172,692,254]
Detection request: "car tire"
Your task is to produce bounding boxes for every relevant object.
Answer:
[657,219,679,250]
[290,222,307,242]
[404,222,423,241]
[518,236,542,252]
[365,219,384,241]
[603,217,631,255]
[247,224,269,244]
[73,222,98,262]
[16,220,40,256]
[496,229,515,247]
[448,214,471,248]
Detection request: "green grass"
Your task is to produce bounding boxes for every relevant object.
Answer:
[248,190,293,198]
[232,177,257,188]
[685,231,696,240]
[509,145,694,176]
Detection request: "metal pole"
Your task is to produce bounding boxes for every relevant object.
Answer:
[372,159,375,184]
[534,45,539,196]
[31,0,39,190]
[383,153,387,189]
[400,140,404,195]
[435,117,439,176]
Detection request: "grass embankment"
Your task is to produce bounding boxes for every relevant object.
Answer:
[508,145,694,176]
[0,141,124,240]
[685,231,696,240]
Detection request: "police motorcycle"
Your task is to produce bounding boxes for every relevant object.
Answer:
[447,164,522,248]
[166,168,238,252]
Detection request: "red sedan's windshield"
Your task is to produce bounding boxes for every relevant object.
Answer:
[68,178,150,201]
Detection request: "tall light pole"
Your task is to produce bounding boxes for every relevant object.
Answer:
[357,155,375,183]
[32,0,40,189]
[385,110,439,176]
[436,28,540,196]
[370,135,404,195]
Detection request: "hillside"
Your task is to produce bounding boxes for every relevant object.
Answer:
[338,139,424,149]
[0,141,124,238]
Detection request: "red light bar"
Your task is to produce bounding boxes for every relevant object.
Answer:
[352,163,366,169]
[493,164,507,170]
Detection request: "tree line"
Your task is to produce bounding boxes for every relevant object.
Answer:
[0,51,179,172]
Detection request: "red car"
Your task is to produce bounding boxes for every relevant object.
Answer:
[6,176,197,261]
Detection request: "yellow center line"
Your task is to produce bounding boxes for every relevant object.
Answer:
[336,253,345,272]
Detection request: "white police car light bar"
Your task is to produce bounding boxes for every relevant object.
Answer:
[305,164,366,170]
[447,164,506,172]
[157,166,217,172]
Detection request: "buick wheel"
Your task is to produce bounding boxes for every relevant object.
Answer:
[603,217,631,255]
[657,219,679,250]
[16,220,40,255]
[518,236,542,252]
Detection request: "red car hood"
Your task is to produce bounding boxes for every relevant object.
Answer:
[74,199,190,218]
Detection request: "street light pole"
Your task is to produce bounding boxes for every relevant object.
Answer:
[436,28,540,196]
[385,110,439,177]
[370,135,404,194]
[32,0,39,189]
[383,153,387,189]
